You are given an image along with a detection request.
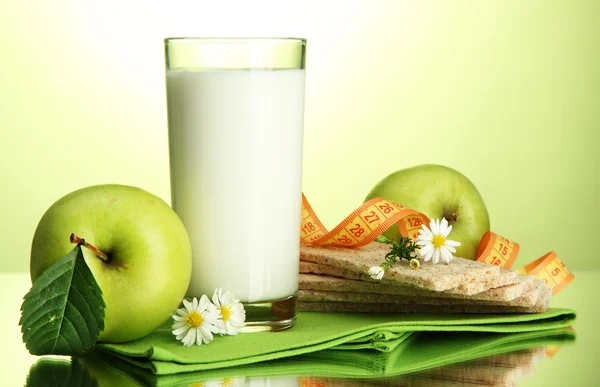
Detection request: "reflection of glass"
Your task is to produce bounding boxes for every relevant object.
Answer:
[164,38,307,332]
[25,328,575,387]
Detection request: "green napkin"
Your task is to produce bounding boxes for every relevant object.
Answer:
[84,327,575,387]
[98,308,576,375]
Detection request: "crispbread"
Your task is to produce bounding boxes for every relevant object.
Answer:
[297,286,551,313]
[298,281,543,307]
[456,268,520,294]
[299,273,535,302]
[300,261,364,280]
[300,242,500,294]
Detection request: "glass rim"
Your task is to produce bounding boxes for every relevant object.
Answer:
[164,37,306,44]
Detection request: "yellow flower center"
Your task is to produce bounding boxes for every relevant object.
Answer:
[432,234,446,248]
[186,311,204,328]
[220,305,233,322]
[410,259,420,270]
[222,377,235,387]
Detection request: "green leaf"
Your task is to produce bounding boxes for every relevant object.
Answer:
[26,358,98,387]
[19,245,105,356]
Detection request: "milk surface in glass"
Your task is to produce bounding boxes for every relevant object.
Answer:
[166,69,304,303]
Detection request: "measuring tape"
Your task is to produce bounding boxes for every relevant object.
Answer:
[300,194,430,247]
[301,195,573,295]
[475,231,574,295]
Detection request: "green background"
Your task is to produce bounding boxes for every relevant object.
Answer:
[1,0,599,272]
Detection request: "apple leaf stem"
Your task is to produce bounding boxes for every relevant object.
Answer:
[70,233,110,264]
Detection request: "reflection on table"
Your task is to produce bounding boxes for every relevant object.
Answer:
[304,347,548,386]
[25,327,575,387]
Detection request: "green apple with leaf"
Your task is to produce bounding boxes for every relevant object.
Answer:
[365,164,490,260]
[29,184,192,344]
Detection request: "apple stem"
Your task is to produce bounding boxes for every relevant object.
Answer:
[70,233,110,264]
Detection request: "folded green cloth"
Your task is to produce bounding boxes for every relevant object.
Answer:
[98,308,576,375]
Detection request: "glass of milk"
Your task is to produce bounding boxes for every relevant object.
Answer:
[164,38,306,331]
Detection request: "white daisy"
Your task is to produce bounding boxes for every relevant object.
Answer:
[212,288,246,335]
[172,295,221,347]
[416,218,461,264]
[368,266,385,280]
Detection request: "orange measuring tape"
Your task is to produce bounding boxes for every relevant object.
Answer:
[300,194,430,247]
[475,231,574,295]
[300,194,573,295]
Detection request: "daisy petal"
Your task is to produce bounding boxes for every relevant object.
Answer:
[440,218,449,235]
[423,246,435,262]
[199,294,210,311]
[196,328,204,346]
[182,328,196,347]
[432,249,440,264]
[172,321,187,329]
[418,243,434,258]
[440,247,453,263]
[173,326,189,336]
[443,224,453,238]
[176,328,190,341]
[201,325,214,343]
[416,234,433,242]
[428,220,436,235]
[212,288,222,307]
[445,239,461,247]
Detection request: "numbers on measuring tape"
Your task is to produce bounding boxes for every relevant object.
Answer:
[301,222,316,235]
[349,224,365,237]
[364,211,380,224]
[407,217,423,228]
[378,203,393,214]
[336,235,352,244]
[498,243,508,256]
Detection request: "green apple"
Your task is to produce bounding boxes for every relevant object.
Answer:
[30,184,192,343]
[365,164,490,260]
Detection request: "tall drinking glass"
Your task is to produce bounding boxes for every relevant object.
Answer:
[164,38,306,331]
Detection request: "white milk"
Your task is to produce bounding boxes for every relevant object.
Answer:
[166,69,305,303]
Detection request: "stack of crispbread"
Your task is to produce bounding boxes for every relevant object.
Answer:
[297,242,551,314]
